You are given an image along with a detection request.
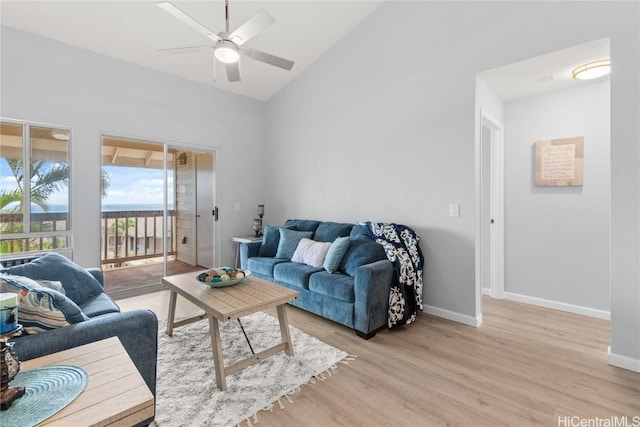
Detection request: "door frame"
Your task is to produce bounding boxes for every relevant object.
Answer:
[100,133,221,277]
[476,110,505,309]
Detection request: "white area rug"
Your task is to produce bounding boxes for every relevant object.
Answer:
[155,311,349,427]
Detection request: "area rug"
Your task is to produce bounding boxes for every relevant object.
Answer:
[155,311,350,427]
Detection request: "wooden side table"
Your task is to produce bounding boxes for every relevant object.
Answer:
[20,337,154,426]
[232,235,263,267]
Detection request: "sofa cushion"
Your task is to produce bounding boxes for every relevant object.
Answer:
[323,236,351,273]
[339,237,387,277]
[80,293,121,318]
[350,224,371,240]
[0,273,88,334]
[314,222,353,243]
[247,257,288,277]
[258,225,281,257]
[273,262,323,289]
[275,228,313,259]
[308,272,355,303]
[291,238,332,268]
[283,219,321,233]
[4,253,104,306]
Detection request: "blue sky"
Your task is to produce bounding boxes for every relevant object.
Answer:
[0,159,173,208]
[102,166,173,207]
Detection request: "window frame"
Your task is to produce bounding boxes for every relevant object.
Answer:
[0,117,73,257]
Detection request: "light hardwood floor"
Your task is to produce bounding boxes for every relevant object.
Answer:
[117,292,640,426]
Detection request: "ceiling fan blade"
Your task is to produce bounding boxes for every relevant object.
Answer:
[229,9,275,46]
[225,62,241,82]
[241,47,295,71]
[157,45,214,55]
[156,1,221,43]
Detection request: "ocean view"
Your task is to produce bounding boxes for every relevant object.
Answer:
[41,203,174,212]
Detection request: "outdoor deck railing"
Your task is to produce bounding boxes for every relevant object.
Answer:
[101,210,176,265]
[0,210,176,265]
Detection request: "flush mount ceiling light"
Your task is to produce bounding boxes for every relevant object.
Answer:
[51,130,70,141]
[572,59,611,80]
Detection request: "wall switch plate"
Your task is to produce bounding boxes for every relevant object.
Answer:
[450,203,460,217]
[234,203,241,211]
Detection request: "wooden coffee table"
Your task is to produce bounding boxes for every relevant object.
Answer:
[19,337,154,426]
[163,271,299,390]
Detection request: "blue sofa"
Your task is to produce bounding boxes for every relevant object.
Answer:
[240,219,394,339]
[1,253,157,426]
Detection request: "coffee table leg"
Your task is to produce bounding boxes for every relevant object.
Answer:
[209,316,227,391]
[276,304,294,357]
[166,290,177,337]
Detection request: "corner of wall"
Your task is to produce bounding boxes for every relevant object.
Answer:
[608,346,640,373]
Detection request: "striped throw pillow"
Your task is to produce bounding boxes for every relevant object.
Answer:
[0,273,87,334]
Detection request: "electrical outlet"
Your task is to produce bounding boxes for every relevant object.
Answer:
[450,203,460,217]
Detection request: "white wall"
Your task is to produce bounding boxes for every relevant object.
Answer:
[266,1,639,367]
[504,81,610,316]
[0,26,267,268]
[2,2,638,370]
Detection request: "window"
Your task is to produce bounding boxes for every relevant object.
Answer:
[0,120,72,256]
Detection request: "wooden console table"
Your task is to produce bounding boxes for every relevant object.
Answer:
[20,337,154,426]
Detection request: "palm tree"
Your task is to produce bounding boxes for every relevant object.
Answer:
[0,159,69,212]
[1,159,111,212]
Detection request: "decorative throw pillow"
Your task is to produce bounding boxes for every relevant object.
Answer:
[36,280,65,295]
[0,273,88,334]
[4,252,103,306]
[258,225,281,257]
[339,237,387,277]
[323,236,351,273]
[291,238,332,268]
[275,228,313,259]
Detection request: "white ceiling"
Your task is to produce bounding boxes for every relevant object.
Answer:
[1,2,610,102]
[479,38,611,101]
[0,0,383,101]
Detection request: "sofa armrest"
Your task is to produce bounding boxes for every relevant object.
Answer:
[11,310,158,396]
[87,268,104,288]
[240,241,262,269]
[353,259,393,334]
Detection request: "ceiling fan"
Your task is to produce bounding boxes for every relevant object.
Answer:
[156,0,295,83]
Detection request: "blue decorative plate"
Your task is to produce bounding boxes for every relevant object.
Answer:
[4,365,88,426]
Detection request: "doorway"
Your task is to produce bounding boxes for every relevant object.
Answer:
[100,136,216,298]
[479,111,505,300]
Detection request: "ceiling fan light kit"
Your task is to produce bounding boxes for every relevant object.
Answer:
[215,41,239,64]
[156,0,294,82]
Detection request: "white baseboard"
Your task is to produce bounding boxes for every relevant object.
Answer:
[423,304,482,327]
[608,346,640,373]
[481,287,492,296]
[503,292,610,320]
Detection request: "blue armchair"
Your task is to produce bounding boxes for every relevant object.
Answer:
[1,253,157,426]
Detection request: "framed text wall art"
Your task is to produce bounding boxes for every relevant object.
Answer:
[535,136,584,186]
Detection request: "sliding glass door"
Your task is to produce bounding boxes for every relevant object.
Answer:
[100,136,215,298]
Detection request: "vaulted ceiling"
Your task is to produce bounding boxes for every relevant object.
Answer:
[0,1,383,101]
